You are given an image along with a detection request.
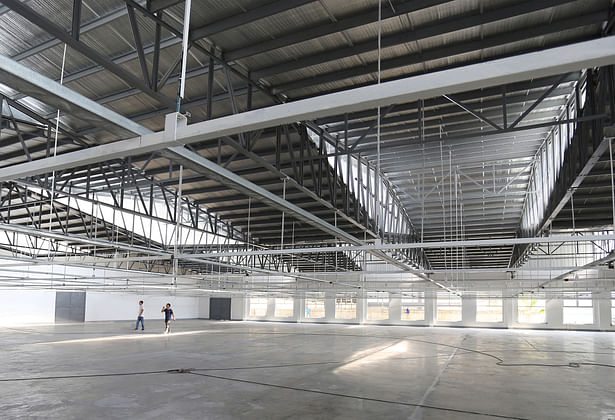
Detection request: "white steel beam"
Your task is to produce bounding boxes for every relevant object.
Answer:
[179,234,615,258]
[1,36,615,181]
[0,222,169,256]
[0,53,152,138]
[516,250,615,296]
[163,145,363,245]
[163,143,422,274]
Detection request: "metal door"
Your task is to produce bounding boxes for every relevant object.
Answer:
[55,292,86,322]
[209,298,231,320]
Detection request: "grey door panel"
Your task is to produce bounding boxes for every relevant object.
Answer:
[209,298,231,320]
[55,292,86,322]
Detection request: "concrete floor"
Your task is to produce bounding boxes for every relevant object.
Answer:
[1,321,614,420]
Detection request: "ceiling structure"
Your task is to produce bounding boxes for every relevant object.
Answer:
[0,0,614,295]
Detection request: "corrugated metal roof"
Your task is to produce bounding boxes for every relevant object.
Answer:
[0,0,612,273]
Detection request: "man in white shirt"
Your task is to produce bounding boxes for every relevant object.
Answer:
[135,300,144,330]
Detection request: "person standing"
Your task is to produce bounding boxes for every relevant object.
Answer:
[135,300,145,330]
[161,303,175,334]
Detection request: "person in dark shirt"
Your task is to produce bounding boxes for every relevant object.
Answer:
[161,303,176,334]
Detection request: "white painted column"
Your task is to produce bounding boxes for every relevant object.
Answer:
[266,297,275,318]
[325,292,336,322]
[503,296,514,327]
[425,290,436,326]
[389,296,401,324]
[356,293,365,324]
[595,290,612,331]
[546,297,563,328]
[296,295,305,323]
[462,295,476,325]
[198,296,210,319]
[231,296,245,320]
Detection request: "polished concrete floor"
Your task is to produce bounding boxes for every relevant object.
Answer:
[1,320,614,420]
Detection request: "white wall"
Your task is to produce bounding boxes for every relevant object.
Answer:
[196,295,244,320]
[0,290,56,325]
[1,288,611,330]
[85,292,199,322]
[0,289,242,324]
[244,292,615,331]
[242,268,615,331]
[198,296,210,319]
[231,296,245,320]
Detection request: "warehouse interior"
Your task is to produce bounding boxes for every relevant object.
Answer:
[1,0,615,418]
